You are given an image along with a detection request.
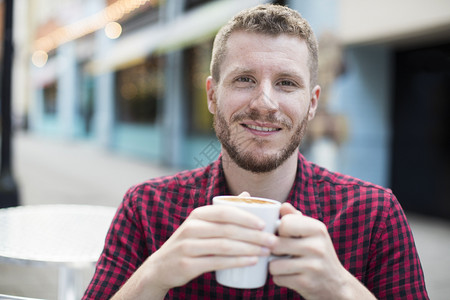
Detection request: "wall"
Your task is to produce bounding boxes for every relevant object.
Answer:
[339,0,450,45]
[336,46,392,187]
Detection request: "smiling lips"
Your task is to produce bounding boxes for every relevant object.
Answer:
[241,122,282,135]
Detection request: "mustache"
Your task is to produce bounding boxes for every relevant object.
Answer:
[230,109,293,130]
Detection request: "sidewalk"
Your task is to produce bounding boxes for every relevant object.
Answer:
[12,132,178,208]
[1,132,449,299]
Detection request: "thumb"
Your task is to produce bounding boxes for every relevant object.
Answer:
[280,202,302,217]
[238,191,251,197]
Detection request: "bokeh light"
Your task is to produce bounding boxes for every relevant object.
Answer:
[31,50,48,67]
[105,22,122,39]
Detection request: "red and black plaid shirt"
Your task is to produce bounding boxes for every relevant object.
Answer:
[83,153,428,299]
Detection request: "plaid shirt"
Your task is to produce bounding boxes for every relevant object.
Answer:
[83,153,428,299]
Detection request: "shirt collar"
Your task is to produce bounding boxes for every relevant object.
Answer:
[206,152,323,221]
[287,152,323,221]
[205,155,230,205]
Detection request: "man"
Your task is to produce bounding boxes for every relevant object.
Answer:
[84,4,428,299]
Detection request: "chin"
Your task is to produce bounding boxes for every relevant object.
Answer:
[232,150,289,174]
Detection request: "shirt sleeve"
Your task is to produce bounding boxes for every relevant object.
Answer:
[83,188,149,299]
[365,193,429,299]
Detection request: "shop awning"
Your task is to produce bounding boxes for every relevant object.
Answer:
[88,0,269,74]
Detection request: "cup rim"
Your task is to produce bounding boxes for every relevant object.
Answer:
[212,195,281,207]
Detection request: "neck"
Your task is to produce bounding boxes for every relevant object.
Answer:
[222,150,299,203]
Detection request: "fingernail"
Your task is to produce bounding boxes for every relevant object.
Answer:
[246,256,258,264]
[256,220,266,229]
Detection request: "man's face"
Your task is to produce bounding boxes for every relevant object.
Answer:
[206,31,320,173]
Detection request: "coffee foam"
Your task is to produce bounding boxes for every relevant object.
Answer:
[219,197,276,205]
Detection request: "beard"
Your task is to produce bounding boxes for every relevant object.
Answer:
[214,107,309,173]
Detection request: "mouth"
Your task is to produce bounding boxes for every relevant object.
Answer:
[242,124,281,132]
[241,122,282,135]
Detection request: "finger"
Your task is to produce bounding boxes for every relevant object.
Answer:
[180,219,277,246]
[185,255,259,277]
[280,202,302,217]
[149,252,260,289]
[270,236,324,257]
[192,204,265,229]
[180,238,271,257]
[170,255,259,287]
[272,273,307,292]
[269,256,318,276]
[277,213,328,238]
[238,191,251,197]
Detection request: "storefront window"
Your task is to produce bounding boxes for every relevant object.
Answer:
[43,82,57,115]
[115,55,165,124]
[185,40,214,135]
[184,0,214,11]
[78,65,95,135]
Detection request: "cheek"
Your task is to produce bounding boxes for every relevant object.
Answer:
[279,99,309,124]
[217,91,249,117]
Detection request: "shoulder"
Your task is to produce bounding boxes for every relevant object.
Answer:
[124,165,212,201]
[311,162,393,197]
[312,162,390,192]
[308,162,409,247]
[307,161,399,217]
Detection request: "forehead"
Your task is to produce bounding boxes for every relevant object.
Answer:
[221,31,310,79]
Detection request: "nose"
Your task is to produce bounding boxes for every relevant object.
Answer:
[248,81,279,113]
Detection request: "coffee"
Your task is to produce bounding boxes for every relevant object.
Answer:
[220,197,276,205]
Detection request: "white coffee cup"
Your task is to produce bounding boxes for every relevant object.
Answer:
[212,195,281,289]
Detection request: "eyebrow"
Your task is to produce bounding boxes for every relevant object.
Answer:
[227,66,254,76]
[220,66,254,84]
[277,72,307,88]
[228,66,306,78]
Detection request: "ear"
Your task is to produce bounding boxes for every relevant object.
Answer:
[206,76,217,114]
[307,85,320,120]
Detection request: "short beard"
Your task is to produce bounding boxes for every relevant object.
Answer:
[214,108,309,173]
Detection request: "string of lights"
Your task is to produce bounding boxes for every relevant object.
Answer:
[32,0,158,67]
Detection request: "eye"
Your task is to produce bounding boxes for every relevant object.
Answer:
[236,76,254,83]
[276,79,301,92]
[233,76,256,88]
[278,80,295,86]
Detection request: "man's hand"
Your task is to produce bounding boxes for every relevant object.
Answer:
[112,192,276,300]
[269,203,376,300]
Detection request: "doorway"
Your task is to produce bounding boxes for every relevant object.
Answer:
[391,41,450,220]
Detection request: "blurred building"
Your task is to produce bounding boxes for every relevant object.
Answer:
[9,0,450,219]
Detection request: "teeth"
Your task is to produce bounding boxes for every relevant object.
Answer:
[246,124,279,132]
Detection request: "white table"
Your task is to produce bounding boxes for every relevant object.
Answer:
[0,205,116,300]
